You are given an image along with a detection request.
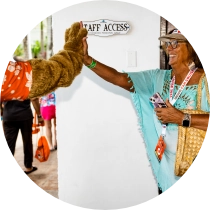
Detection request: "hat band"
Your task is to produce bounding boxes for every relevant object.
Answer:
[172,29,182,34]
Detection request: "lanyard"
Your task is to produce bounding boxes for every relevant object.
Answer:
[161,68,197,136]
[169,68,197,105]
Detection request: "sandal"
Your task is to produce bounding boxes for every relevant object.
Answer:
[24,166,38,174]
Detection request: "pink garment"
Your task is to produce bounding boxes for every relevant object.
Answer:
[41,105,56,120]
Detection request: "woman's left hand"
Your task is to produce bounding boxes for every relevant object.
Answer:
[155,99,184,125]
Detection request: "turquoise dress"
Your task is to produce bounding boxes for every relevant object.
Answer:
[127,69,210,192]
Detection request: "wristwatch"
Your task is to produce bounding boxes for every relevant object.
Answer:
[182,113,191,127]
[37,115,42,118]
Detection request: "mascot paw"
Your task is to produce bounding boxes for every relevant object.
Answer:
[64,22,88,51]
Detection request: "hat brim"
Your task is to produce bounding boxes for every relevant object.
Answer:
[158,33,187,42]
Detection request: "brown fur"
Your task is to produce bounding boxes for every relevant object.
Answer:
[28,22,88,98]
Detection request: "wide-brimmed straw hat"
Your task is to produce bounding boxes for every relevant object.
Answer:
[158,29,187,42]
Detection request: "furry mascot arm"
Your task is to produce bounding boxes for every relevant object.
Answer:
[27,22,88,99]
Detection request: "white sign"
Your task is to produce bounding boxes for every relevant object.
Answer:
[83,19,130,37]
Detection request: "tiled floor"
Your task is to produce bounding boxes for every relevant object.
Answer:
[14,131,58,199]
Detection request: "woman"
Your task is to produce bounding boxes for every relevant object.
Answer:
[1,22,88,102]
[82,27,210,193]
[40,92,57,151]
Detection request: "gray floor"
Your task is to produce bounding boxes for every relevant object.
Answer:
[14,131,58,199]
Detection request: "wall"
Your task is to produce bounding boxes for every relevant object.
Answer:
[53,1,160,209]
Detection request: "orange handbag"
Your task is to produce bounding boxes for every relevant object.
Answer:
[34,135,50,162]
[33,113,50,162]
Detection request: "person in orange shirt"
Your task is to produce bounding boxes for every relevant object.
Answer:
[2,98,43,174]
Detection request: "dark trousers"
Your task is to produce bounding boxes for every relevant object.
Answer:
[3,118,33,168]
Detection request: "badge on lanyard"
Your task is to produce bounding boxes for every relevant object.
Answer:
[154,66,197,162]
[155,135,166,162]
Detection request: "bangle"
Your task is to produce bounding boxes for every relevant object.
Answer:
[189,114,191,127]
[86,58,97,69]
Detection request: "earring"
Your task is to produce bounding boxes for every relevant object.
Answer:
[188,61,196,70]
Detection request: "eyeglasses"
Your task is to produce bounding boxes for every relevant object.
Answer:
[165,40,178,49]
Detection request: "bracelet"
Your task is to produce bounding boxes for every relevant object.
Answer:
[189,114,191,127]
[86,58,97,69]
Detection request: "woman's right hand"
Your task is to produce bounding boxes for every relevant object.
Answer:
[80,21,92,66]
[82,37,92,65]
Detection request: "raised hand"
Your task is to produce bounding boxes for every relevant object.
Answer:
[79,21,92,66]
